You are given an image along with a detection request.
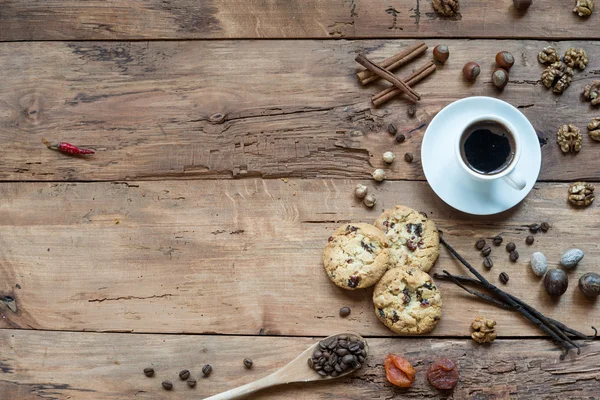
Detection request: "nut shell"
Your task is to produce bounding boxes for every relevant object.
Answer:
[578,272,600,297]
[560,248,584,269]
[495,51,515,69]
[530,252,547,277]
[492,68,509,89]
[463,62,480,81]
[433,45,450,63]
[544,269,569,297]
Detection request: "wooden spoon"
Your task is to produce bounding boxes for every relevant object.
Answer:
[204,332,368,400]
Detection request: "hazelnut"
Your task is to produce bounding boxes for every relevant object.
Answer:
[495,51,515,69]
[513,0,532,10]
[382,151,396,164]
[492,68,509,89]
[372,169,386,182]
[462,62,480,81]
[354,183,368,199]
[433,45,450,63]
[363,194,376,208]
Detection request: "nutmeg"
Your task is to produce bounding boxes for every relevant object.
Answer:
[495,51,515,70]
[492,68,509,89]
[462,62,480,81]
[513,0,532,11]
[433,45,450,63]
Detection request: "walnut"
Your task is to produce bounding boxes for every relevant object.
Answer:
[569,182,595,206]
[583,80,600,106]
[542,62,573,94]
[588,118,600,141]
[432,0,459,17]
[574,0,594,16]
[471,316,497,344]
[538,47,560,65]
[564,48,588,70]
[557,124,582,153]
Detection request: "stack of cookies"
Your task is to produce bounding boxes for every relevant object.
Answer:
[322,205,443,334]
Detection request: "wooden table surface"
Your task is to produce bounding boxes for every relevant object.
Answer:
[1,1,599,399]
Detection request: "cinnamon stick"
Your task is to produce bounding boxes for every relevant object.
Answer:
[357,42,427,85]
[355,54,420,103]
[372,62,436,107]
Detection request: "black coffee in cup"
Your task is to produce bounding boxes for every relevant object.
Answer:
[459,120,516,175]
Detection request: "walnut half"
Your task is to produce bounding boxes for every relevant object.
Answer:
[574,0,594,17]
[542,62,574,94]
[568,182,595,207]
[557,124,582,153]
[471,316,497,343]
[564,48,588,70]
[432,0,459,17]
[588,118,600,141]
[583,80,600,106]
[538,47,560,65]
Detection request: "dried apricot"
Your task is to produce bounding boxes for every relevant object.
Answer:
[427,357,459,390]
[384,354,415,388]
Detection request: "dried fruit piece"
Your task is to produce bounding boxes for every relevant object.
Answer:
[583,81,600,106]
[564,48,588,70]
[384,354,416,388]
[432,0,460,17]
[574,0,594,17]
[542,62,573,94]
[568,182,595,206]
[427,358,459,390]
[588,118,600,141]
[557,124,582,153]
[538,47,560,65]
[471,316,497,343]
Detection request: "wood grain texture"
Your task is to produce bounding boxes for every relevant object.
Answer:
[2,39,600,182]
[1,330,599,399]
[1,0,599,40]
[0,179,598,336]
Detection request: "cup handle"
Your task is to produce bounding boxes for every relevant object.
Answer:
[503,169,526,190]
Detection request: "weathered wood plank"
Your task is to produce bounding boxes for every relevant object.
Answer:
[1,0,599,41]
[1,330,599,399]
[0,179,598,336]
[1,40,600,182]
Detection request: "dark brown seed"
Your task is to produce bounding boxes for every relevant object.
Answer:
[352,361,362,370]
[341,354,355,364]
[348,344,361,353]
[202,364,212,377]
[324,365,334,372]
[187,378,197,388]
[327,340,337,350]
[162,381,173,390]
[499,272,509,284]
[318,369,328,376]
[493,235,503,245]
[308,358,314,368]
[395,134,406,143]
[506,242,516,252]
[388,123,398,135]
[404,152,414,163]
[143,367,154,377]
[319,341,327,350]
[313,350,322,358]
[339,307,351,318]
[336,348,349,356]
[526,235,534,245]
[529,223,541,233]
[243,358,253,368]
[360,350,366,357]
[481,246,492,257]
[475,238,486,250]
[179,369,190,380]
[357,341,365,349]
[483,257,493,269]
[315,364,323,371]
[337,335,348,341]
[331,370,339,377]
[358,355,365,363]
[509,250,519,262]
[340,362,349,371]
[541,222,550,232]
[335,364,343,373]
[408,104,417,117]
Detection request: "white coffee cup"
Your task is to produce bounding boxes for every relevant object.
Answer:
[455,114,526,190]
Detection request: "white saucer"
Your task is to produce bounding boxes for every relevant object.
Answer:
[421,97,541,215]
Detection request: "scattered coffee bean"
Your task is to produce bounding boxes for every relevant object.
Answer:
[179,369,190,380]
[526,235,534,245]
[308,358,314,368]
[407,104,417,117]
[395,134,406,143]
[388,123,398,135]
[339,307,351,318]
[499,272,509,284]
[202,364,212,377]
[540,222,550,232]
[506,242,516,252]
[483,257,494,269]
[404,152,414,163]
[481,246,492,257]
[143,367,154,377]
[529,223,541,233]
[187,378,197,388]
[243,358,253,368]
[162,380,173,390]
[492,235,503,245]
[475,238,486,250]
[509,250,519,262]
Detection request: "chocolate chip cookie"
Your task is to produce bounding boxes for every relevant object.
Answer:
[374,205,440,272]
[373,267,442,334]
[323,223,391,290]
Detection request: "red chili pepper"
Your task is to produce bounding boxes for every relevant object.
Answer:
[42,138,95,155]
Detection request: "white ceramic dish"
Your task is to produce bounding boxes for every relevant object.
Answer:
[421,97,542,215]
